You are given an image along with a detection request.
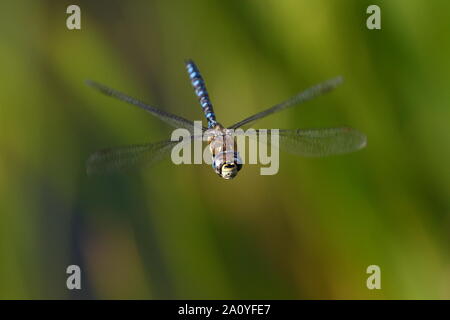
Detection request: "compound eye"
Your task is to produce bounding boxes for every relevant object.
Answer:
[220,163,238,179]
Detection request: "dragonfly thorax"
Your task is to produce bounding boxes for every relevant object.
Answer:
[207,126,243,179]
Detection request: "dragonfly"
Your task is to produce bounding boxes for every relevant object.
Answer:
[86,60,366,179]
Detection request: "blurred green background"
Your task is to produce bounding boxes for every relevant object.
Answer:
[0,0,449,299]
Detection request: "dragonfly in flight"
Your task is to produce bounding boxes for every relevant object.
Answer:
[86,60,366,179]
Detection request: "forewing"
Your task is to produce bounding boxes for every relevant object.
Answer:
[86,80,206,133]
[229,77,343,129]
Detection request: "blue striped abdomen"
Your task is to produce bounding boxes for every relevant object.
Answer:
[185,60,217,128]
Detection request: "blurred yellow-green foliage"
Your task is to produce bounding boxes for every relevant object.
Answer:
[0,0,449,299]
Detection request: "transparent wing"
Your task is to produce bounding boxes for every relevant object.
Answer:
[234,127,366,157]
[229,77,343,129]
[86,139,179,175]
[86,80,206,133]
[87,134,205,175]
[274,127,367,157]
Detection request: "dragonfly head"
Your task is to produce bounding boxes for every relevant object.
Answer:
[213,151,243,180]
[220,163,240,179]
